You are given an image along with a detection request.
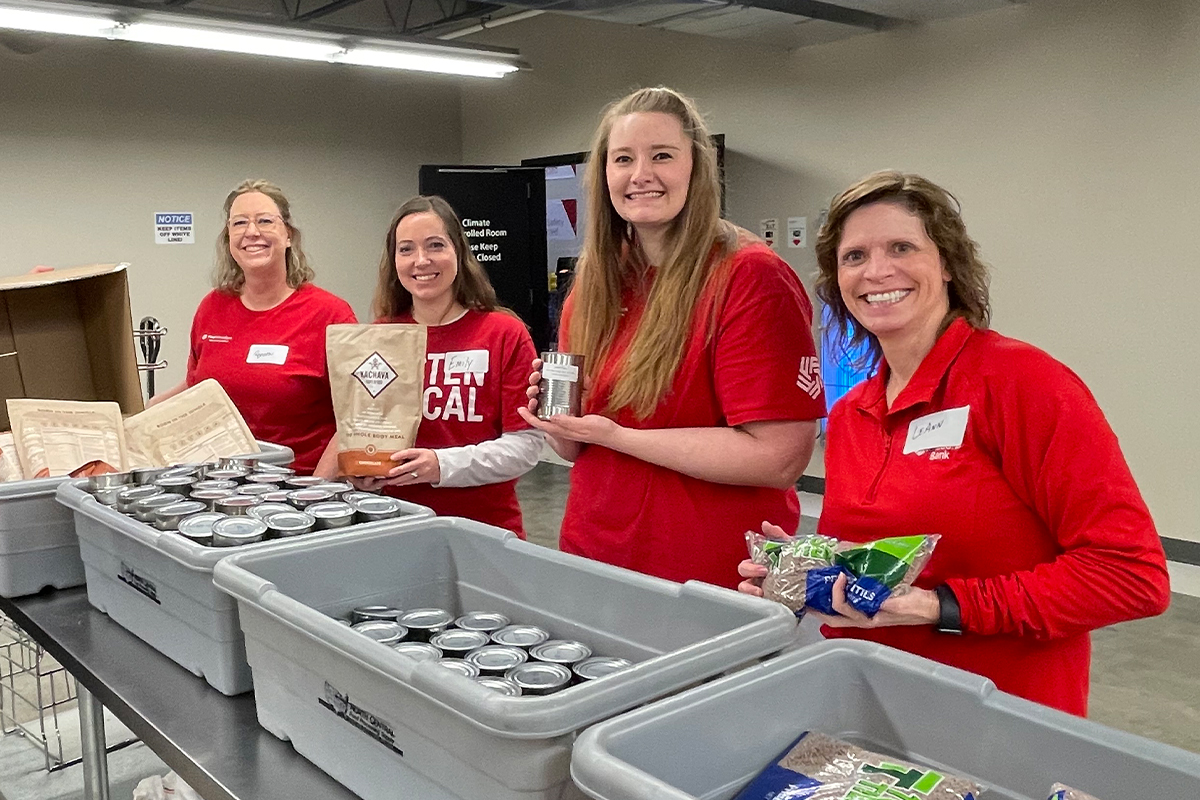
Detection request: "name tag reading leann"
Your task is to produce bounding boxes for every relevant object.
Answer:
[903,405,970,454]
[246,344,289,365]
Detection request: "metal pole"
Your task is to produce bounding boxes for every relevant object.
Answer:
[78,684,111,800]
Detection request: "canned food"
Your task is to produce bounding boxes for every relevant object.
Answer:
[529,640,592,666]
[215,495,260,516]
[176,512,226,546]
[475,676,522,697]
[284,476,326,489]
[190,488,236,511]
[505,662,572,696]
[252,464,295,477]
[391,641,441,662]
[397,608,454,642]
[259,491,293,503]
[192,479,239,492]
[205,468,249,483]
[335,618,353,626]
[464,645,528,676]
[237,483,279,497]
[86,472,132,492]
[430,629,491,658]
[248,502,297,522]
[116,485,163,514]
[154,475,198,496]
[351,620,407,646]
[159,465,202,480]
[133,492,185,522]
[307,501,356,530]
[153,500,207,531]
[572,656,633,682]
[341,491,380,505]
[537,351,585,419]
[352,495,406,523]
[454,611,510,633]
[313,481,354,500]
[131,466,173,485]
[244,473,283,486]
[263,510,315,538]
[210,516,267,547]
[218,455,260,470]
[491,625,550,649]
[285,488,334,509]
[92,485,125,507]
[165,462,211,478]
[351,605,403,624]
[438,659,481,679]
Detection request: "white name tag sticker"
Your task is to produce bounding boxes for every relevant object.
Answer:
[444,350,490,374]
[903,405,970,454]
[246,344,289,365]
[542,362,579,382]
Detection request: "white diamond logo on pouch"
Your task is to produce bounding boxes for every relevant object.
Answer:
[353,352,397,398]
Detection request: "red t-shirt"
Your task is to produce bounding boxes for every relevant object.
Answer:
[820,318,1170,715]
[186,283,357,474]
[559,242,827,589]
[379,310,536,537]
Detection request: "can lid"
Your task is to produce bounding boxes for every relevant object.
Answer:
[285,476,326,488]
[154,475,196,487]
[454,611,511,632]
[177,512,226,536]
[253,464,294,476]
[438,659,481,679]
[117,485,163,501]
[352,496,404,514]
[475,676,522,697]
[154,501,206,520]
[572,656,633,681]
[244,473,284,485]
[314,482,353,494]
[491,625,550,648]
[464,645,528,672]
[398,608,455,630]
[286,488,334,502]
[431,629,491,651]
[192,480,238,491]
[260,491,292,503]
[352,605,403,622]
[391,641,442,661]
[264,511,315,531]
[351,620,407,644]
[341,491,380,504]
[205,468,249,481]
[211,517,267,538]
[238,483,279,496]
[505,662,572,690]
[217,495,260,508]
[307,501,355,519]
[248,502,299,521]
[136,493,185,510]
[529,640,592,665]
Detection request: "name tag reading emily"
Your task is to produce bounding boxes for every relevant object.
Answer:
[903,405,970,454]
[443,350,490,374]
[246,344,289,365]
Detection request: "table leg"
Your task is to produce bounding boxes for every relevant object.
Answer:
[78,683,111,800]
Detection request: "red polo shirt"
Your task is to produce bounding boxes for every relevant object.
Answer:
[820,318,1170,715]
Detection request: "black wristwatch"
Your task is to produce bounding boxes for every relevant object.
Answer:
[934,584,963,635]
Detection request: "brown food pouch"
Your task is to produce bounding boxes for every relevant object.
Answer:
[326,323,427,477]
[69,460,121,478]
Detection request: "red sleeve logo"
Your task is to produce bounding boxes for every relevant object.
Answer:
[796,356,823,400]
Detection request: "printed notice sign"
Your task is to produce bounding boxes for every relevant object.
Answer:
[155,212,194,245]
[787,216,807,248]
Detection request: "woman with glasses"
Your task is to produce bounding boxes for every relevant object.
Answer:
[150,179,357,475]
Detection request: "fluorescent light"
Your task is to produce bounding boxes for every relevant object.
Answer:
[0,7,113,37]
[337,47,519,78]
[120,23,341,62]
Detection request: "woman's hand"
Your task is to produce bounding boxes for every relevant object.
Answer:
[346,448,441,490]
[809,572,940,629]
[518,409,620,448]
[736,521,792,597]
[518,357,588,461]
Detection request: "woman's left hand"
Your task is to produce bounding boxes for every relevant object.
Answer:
[809,572,940,629]
[516,407,621,448]
[347,448,441,490]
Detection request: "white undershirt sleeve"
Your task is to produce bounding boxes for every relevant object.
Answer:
[433,429,545,488]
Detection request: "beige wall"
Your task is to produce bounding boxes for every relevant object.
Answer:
[459,0,1200,542]
[0,36,463,392]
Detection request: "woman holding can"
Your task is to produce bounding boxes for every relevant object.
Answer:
[349,195,541,537]
[738,171,1170,715]
[150,179,357,476]
[519,87,826,589]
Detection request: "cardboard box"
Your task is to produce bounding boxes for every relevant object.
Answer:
[0,264,143,431]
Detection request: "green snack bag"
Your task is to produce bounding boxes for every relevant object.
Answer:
[834,534,940,617]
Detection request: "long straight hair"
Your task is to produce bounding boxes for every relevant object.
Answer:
[568,87,735,419]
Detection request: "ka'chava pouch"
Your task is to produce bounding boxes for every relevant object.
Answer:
[326,323,427,477]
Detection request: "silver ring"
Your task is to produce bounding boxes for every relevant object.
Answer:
[410,471,419,479]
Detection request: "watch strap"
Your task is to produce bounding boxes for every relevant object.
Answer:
[934,584,963,635]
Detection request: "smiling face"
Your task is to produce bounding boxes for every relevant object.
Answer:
[394,211,458,309]
[605,111,693,238]
[836,201,951,347]
[227,191,290,277]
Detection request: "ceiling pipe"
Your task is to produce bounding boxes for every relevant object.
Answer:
[438,8,545,40]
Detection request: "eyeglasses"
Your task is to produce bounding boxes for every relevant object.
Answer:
[228,214,284,234]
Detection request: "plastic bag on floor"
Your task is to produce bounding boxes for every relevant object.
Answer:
[133,770,204,800]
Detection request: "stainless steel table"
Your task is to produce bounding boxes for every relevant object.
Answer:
[0,588,359,800]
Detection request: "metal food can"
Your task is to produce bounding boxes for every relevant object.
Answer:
[116,485,164,514]
[237,483,279,497]
[176,512,226,546]
[259,491,292,503]
[491,625,550,649]
[351,605,403,624]
[475,676,522,697]
[252,464,294,477]
[152,500,207,531]
[86,472,132,493]
[92,485,126,507]
[505,662,572,696]
[464,644,528,676]
[284,476,326,489]
[210,516,267,547]
[248,502,298,522]
[351,620,408,646]
[244,473,284,486]
[285,488,334,509]
[430,629,491,658]
[391,641,442,662]
[537,351,585,419]
[215,495,260,516]
[205,468,249,484]
[218,455,260,470]
[572,656,634,682]
[192,479,239,492]
[313,481,354,500]
[397,608,454,642]
[438,659,481,679]
[454,611,511,633]
[263,510,316,538]
[154,475,198,496]
[351,495,405,523]
[190,488,236,511]
[529,640,592,667]
[133,493,185,522]
[341,491,380,505]
[165,462,211,478]
[131,466,173,485]
[307,501,356,530]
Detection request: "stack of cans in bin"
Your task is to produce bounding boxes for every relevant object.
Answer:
[341,605,634,697]
[81,457,410,549]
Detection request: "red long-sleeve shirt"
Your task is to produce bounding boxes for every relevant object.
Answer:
[820,318,1170,715]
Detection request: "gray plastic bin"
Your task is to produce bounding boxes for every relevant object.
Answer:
[0,441,293,599]
[571,639,1200,800]
[211,517,799,800]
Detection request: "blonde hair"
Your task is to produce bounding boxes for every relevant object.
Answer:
[213,179,314,291]
[568,87,735,419]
